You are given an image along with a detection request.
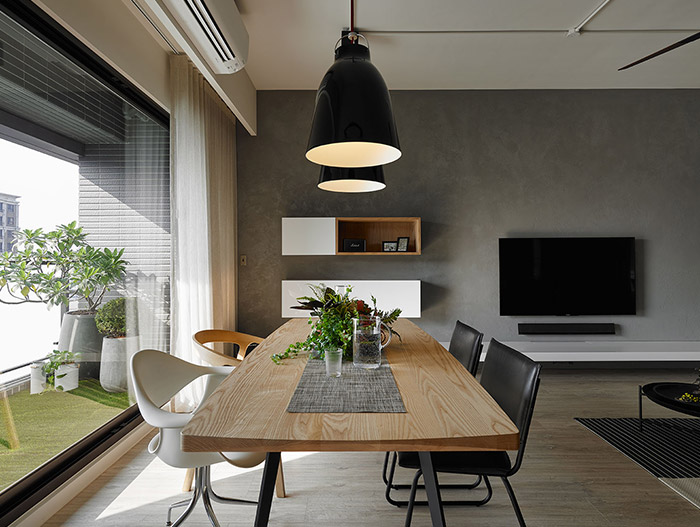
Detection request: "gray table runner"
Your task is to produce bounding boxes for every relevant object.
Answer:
[286,359,406,413]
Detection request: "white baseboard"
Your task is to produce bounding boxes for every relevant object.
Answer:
[439,340,700,362]
[11,421,154,527]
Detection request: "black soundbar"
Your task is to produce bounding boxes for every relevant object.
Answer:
[518,323,616,335]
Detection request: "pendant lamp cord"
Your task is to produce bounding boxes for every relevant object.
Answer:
[350,0,355,32]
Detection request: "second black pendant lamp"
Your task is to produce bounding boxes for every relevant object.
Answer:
[307,0,400,177]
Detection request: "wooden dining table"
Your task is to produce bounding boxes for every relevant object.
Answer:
[181,318,519,527]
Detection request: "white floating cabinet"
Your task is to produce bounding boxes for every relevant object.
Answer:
[281,217,421,255]
[282,280,421,318]
[281,217,335,255]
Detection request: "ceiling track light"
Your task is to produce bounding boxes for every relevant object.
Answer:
[307,0,400,192]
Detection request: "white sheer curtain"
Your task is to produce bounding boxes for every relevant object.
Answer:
[169,55,238,405]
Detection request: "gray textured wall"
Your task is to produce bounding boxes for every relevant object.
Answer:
[237,90,700,344]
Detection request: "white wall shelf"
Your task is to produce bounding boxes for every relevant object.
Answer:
[281,217,421,255]
[282,280,421,318]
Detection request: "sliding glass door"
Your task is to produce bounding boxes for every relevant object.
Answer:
[0,4,169,501]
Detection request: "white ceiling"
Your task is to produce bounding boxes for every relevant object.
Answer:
[236,0,700,90]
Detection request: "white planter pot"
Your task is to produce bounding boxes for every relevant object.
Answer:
[99,336,139,393]
[57,313,102,380]
[55,363,79,392]
[30,362,46,394]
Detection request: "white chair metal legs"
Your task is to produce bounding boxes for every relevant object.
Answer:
[166,466,255,526]
[130,349,267,527]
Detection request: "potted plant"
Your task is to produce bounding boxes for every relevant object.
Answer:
[0,222,128,379]
[95,297,138,392]
[42,349,80,392]
[272,284,401,364]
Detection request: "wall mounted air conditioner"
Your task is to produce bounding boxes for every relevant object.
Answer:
[159,0,249,74]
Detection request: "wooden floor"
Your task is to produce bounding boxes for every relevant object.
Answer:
[43,368,700,526]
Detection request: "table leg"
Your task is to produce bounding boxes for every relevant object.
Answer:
[254,452,280,527]
[418,452,446,527]
[638,385,643,432]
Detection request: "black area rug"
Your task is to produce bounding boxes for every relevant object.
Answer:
[576,417,700,478]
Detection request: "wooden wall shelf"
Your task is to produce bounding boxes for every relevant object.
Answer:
[336,217,421,255]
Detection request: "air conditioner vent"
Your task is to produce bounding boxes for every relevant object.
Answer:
[146,0,249,74]
[184,0,235,63]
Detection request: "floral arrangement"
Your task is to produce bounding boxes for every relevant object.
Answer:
[271,284,401,364]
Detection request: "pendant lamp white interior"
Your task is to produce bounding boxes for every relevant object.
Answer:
[318,179,386,193]
[307,142,401,168]
[318,165,386,193]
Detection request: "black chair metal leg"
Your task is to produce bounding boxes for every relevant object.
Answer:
[385,452,403,506]
[404,469,423,527]
[254,452,281,527]
[385,451,485,508]
[382,451,392,486]
[501,476,526,527]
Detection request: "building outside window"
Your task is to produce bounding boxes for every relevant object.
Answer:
[0,194,19,247]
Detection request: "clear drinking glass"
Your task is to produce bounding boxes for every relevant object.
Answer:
[325,348,343,377]
[353,316,382,369]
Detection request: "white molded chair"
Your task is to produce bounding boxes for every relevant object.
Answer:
[130,349,265,527]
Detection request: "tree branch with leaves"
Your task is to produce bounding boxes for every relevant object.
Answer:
[0,222,127,312]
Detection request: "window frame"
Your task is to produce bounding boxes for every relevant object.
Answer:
[0,1,168,523]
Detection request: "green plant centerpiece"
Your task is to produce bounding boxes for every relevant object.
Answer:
[0,221,128,312]
[271,284,401,364]
[43,349,79,391]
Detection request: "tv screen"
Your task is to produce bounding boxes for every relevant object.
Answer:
[499,237,636,316]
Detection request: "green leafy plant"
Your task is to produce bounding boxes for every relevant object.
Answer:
[0,222,127,312]
[271,284,402,364]
[96,298,137,338]
[42,349,79,391]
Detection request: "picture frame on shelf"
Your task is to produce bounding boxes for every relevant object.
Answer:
[397,237,409,252]
[382,241,398,252]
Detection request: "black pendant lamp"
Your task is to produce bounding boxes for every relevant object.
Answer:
[307,0,400,186]
[307,31,400,171]
[318,165,385,193]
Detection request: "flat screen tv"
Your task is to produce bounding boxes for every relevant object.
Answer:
[499,237,636,316]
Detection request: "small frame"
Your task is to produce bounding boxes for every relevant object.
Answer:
[397,237,410,252]
[342,238,366,252]
[382,241,398,252]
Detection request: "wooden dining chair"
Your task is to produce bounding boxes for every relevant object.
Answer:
[192,329,264,367]
[190,329,286,498]
[384,320,484,507]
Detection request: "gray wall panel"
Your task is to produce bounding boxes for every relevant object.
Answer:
[237,90,700,345]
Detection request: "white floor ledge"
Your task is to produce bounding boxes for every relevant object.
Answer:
[438,340,700,362]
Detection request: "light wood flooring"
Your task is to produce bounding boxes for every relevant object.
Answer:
[43,368,700,526]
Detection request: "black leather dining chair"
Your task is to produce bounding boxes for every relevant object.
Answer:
[399,339,541,527]
[383,320,484,507]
